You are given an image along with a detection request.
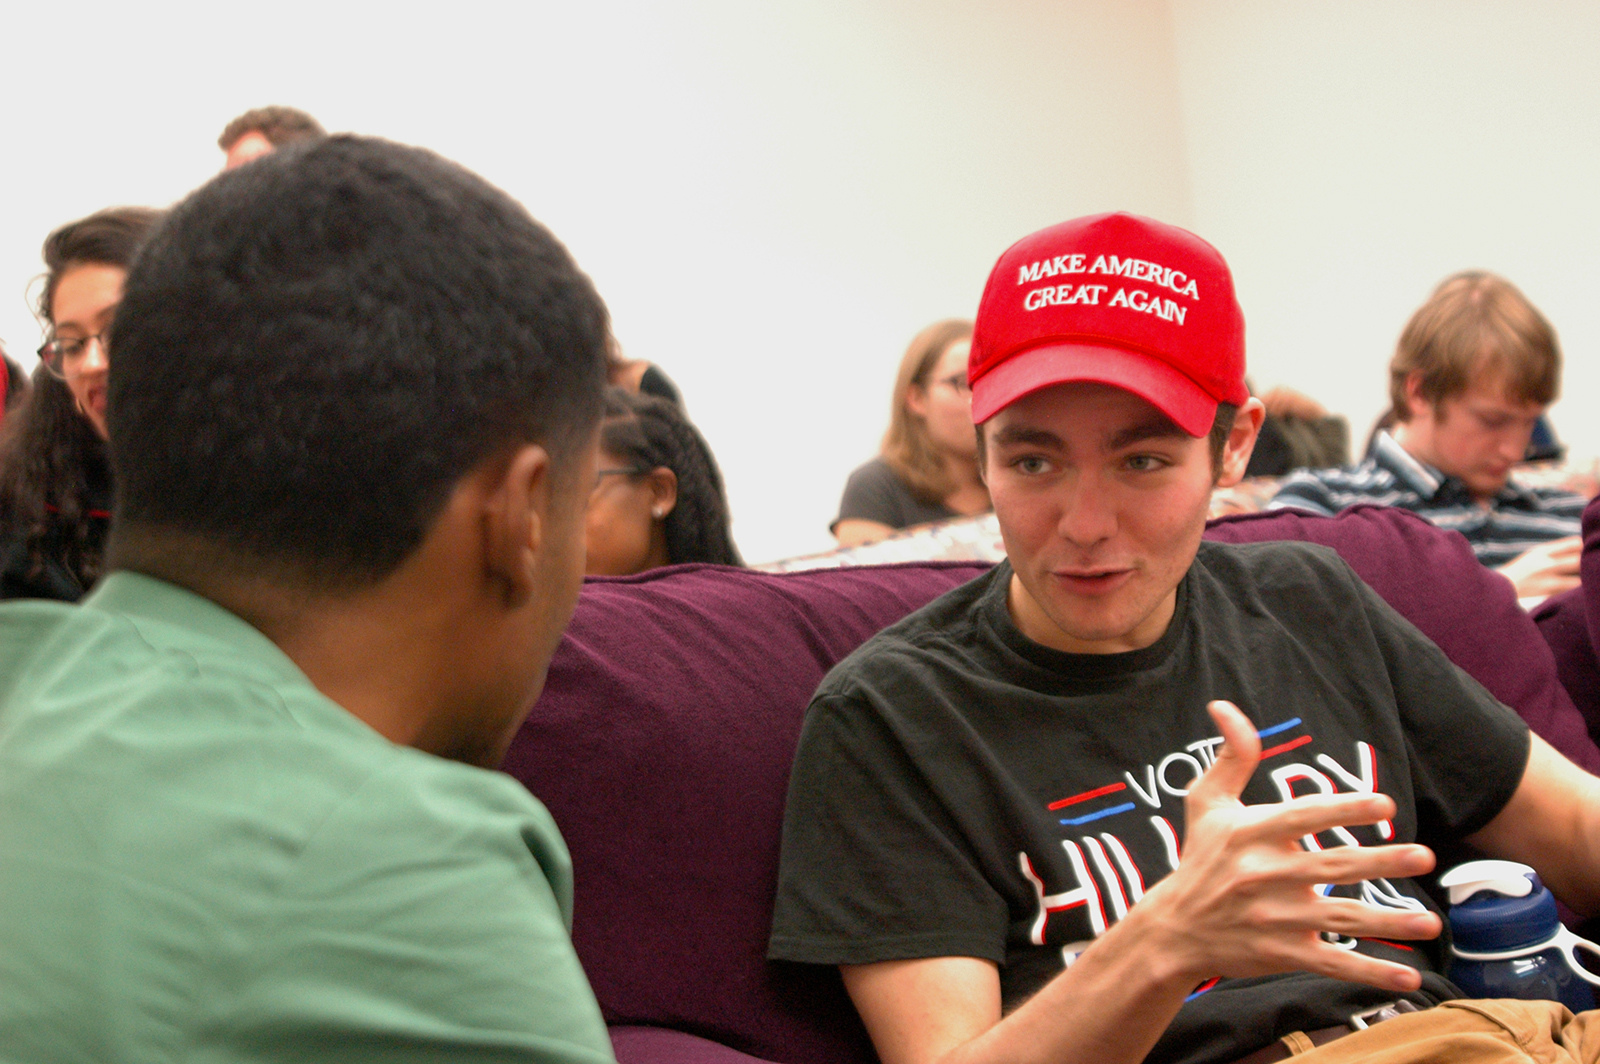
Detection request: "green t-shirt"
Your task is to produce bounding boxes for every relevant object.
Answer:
[0,572,615,1063]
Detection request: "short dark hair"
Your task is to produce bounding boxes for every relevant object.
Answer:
[109,136,610,589]
[217,106,327,151]
[600,388,742,567]
[1208,401,1238,478]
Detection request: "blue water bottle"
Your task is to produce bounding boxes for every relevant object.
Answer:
[1443,860,1600,1014]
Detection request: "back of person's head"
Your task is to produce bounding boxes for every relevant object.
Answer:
[1389,271,1559,421]
[216,105,326,151]
[109,135,609,591]
[599,387,741,567]
[881,318,974,502]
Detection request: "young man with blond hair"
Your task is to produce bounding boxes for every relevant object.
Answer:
[1272,272,1586,598]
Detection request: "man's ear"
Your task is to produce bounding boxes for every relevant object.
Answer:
[1216,398,1266,488]
[1401,371,1430,422]
[646,466,678,519]
[482,444,552,609]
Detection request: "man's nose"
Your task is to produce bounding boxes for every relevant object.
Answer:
[1500,427,1533,463]
[1056,472,1117,546]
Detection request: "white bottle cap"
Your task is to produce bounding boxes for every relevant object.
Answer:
[1439,859,1536,906]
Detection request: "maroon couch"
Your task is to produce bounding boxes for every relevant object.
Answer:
[499,504,1598,1064]
[1533,495,1600,748]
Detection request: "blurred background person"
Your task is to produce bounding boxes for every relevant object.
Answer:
[0,341,27,424]
[832,318,988,547]
[218,105,326,169]
[606,334,683,407]
[1243,382,1350,477]
[1272,270,1585,598]
[0,207,162,600]
[585,387,740,574]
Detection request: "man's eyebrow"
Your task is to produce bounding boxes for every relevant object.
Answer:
[991,425,1063,449]
[1108,416,1190,451]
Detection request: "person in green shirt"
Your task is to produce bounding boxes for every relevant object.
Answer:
[0,136,616,1062]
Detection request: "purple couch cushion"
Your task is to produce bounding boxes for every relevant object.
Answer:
[611,1027,782,1064]
[501,561,991,1064]
[501,507,1597,1064]
[1533,495,1600,745]
[1206,505,1600,774]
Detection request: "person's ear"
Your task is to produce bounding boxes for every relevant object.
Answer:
[1216,398,1266,488]
[646,466,678,520]
[1402,371,1430,421]
[905,382,930,419]
[482,444,551,609]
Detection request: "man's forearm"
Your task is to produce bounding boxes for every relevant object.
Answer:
[943,905,1196,1064]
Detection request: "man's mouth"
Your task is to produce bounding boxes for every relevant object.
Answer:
[1053,567,1134,594]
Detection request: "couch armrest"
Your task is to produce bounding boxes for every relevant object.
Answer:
[611,1025,787,1064]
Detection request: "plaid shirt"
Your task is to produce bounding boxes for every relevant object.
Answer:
[1269,430,1586,568]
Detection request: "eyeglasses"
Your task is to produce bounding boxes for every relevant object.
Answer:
[933,372,971,396]
[37,331,110,381]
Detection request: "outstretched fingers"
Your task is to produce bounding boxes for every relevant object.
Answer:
[1189,700,1261,806]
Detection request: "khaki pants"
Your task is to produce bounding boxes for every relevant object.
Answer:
[1276,1000,1600,1063]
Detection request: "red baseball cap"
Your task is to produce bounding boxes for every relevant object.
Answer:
[968,212,1248,435]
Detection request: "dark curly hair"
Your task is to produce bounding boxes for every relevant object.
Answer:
[600,388,741,567]
[0,207,162,598]
[109,137,609,588]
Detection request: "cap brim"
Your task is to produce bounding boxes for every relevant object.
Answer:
[969,342,1219,436]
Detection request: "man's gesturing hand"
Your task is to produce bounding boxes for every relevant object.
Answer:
[1137,700,1441,994]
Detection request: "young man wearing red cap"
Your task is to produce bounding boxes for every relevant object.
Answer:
[769,214,1600,1064]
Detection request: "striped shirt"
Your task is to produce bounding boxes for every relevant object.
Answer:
[1269,430,1587,568]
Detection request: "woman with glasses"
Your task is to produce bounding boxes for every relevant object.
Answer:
[0,206,162,600]
[832,318,989,548]
[584,387,741,575]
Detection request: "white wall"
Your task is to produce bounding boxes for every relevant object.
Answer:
[1,0,1188,564]
[17,3,1597,563]
[1170,0,1600,458]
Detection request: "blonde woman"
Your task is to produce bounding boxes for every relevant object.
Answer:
[833,319,990,547]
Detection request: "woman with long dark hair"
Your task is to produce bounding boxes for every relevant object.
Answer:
[832,318,989,547]
[0,206,162,600]
[584,387,741,574]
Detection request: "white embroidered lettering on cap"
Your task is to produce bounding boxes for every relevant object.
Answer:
[1016,252,1201,302]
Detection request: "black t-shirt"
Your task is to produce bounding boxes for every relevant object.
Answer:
[833,458,957,533]
[768,540,1530,1064]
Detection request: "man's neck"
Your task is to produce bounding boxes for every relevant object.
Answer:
[109,531,476,758]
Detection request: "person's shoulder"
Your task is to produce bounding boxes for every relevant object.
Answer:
[844,457,903,490]
[1194,537,1360,596]
[1269,457,1409,514]
[814,563,1001,700]
[1508,476,1589,516]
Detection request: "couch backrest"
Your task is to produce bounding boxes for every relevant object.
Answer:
[1208,505,1600,775]
[501,560,991,1064]
[500,506,1597,1064]
[1532,494,1600,750]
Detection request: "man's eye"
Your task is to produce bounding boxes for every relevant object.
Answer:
[1014,456,1050,475]
[1125,454,1166,472]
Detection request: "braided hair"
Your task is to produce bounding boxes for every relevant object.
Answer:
[600,388,741,567]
